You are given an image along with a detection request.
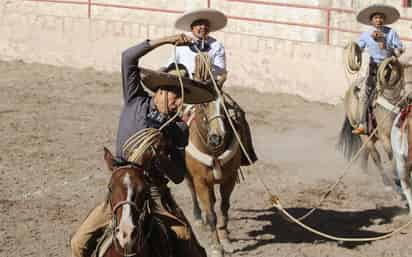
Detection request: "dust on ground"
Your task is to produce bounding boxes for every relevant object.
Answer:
[1,60,411,257]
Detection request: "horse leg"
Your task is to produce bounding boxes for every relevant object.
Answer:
[399,160,412,215]
[364,137,394,190]
[194,178,223,257]
[217,174,236,253]
[360,148,369,172]
[186,175,203,224]
[381,134,402,193]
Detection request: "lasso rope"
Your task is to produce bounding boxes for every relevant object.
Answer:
[377,57,403,101]
[192,45,412,242]
[298,55,406,221]
[344,42,362,75]
[343,42,362,93]
[297,91,409,221]
[194,52,211,81]
[122,44,186,164]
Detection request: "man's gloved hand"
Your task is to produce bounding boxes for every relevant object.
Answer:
[372,30,385,49]
[168,33,194,46]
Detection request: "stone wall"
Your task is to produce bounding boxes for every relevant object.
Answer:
[0,0,411,104]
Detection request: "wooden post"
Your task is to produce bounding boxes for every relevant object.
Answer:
[88,0,91,18]
[326,10,330,45]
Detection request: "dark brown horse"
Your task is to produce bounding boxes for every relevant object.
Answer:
[185,95,242,257]
[100,148,206,257]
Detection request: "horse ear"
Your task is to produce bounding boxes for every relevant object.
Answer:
[103,147,115,172]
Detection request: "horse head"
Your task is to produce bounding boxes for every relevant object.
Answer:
[103,147,149,253]
[196,95,228,153]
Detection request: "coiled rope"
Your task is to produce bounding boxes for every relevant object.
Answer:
[377,57,403,102]
[344,42,362,75]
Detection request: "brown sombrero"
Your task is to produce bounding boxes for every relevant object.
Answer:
[356,4,400,25]
[175,8,227,32]
[140,67,217,104]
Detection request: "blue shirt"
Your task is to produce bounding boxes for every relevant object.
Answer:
[358,26,403,63]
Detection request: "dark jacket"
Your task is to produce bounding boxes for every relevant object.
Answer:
[115,40,188,184]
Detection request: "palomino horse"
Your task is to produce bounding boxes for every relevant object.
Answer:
[99,148,206,257]
[185,94,242,256]
[338,60,411,192]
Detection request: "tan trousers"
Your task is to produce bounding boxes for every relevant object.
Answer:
[71,202,112,257]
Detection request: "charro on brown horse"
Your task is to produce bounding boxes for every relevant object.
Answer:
[185,94,242,257]
[95,148,206,257]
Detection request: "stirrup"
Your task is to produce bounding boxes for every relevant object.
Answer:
[352,127,366,135]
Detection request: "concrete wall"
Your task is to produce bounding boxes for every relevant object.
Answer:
[329,0,412,46]
[0,0,411,104]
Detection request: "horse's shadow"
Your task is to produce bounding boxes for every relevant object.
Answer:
[231,206,408,251]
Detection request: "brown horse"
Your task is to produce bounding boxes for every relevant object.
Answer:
[185,95,242,257]
[100,148,206,257]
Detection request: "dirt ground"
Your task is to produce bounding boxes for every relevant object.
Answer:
[2,59,412,257]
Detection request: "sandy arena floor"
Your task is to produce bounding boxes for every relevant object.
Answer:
[1,60,412,257]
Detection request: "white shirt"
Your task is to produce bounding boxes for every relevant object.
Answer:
[167,36,226,79]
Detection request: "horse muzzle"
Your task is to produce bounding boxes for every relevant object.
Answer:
[115,223,137,249]
[208,134,223,148]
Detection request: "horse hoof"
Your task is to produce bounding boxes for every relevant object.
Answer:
[210,244,224,257]
[220,239,235,253]
[194,219,204,227]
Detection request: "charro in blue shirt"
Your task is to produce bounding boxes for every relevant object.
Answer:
[358,26,403,63]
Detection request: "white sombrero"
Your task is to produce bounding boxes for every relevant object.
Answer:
[356,4,400,25]
[140,66,217,104]
[175,8,227,32]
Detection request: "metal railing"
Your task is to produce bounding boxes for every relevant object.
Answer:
[225,0,412,44]
[25,0,412,45]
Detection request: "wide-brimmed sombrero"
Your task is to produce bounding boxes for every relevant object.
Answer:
[175,8,227,32]
[140,66,217,104]
[356,4,400,25]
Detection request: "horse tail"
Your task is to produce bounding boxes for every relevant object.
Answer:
[337,115,362,160]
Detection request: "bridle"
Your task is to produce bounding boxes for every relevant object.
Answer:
[108,165,151,257]
[195,103,228,155]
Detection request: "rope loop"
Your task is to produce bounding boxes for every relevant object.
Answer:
[344,42,362,74]
[377,57,403,95]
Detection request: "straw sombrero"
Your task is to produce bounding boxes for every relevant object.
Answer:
[140,65,216,104]
[175,8,227,32]
[356,4,400,25]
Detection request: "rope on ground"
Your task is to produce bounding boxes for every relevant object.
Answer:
[193,44,412,242]
[273,198,412,242]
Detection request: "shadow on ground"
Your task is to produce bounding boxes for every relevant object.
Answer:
[231,206,407,251]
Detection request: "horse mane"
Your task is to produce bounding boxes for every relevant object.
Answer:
[139,197,176,257]
[135,200,152,253]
